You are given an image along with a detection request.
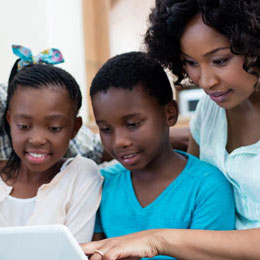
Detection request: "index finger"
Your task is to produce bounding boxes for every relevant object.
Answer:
[80,240,107,255]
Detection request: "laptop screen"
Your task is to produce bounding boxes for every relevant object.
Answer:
[0,225,87,260]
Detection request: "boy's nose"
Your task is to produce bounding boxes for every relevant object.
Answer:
[113,130,132,149]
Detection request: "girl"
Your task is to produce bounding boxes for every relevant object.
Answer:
[81,0,260,259]
[0,45,103,243]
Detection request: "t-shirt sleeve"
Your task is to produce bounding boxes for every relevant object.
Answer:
[94,209,104,233]
[189,166,236,230]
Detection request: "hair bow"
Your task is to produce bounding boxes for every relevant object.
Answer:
[12,44,64,71]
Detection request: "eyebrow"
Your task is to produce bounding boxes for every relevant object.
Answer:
[181,47,230,58]
[96,113,142,124]
[14,115,31,120]
[14,114,67,120]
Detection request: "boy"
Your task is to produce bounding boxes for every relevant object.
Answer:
[89,52,235,259]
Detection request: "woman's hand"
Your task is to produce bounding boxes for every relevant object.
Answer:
[81,230,160,260]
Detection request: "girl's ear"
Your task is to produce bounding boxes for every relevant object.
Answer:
[6,110,10,125]
[165,100,178,127]
[71,116,82,139]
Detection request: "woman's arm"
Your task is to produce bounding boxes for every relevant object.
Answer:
[187,133,200,157]
[92,233,106,241]
[169,126,190,151]
[81,228,260,260]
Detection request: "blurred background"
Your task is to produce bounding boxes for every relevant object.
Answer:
[0,0,202,129]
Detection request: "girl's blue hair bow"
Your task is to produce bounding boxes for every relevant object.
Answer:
[12,44,64,71]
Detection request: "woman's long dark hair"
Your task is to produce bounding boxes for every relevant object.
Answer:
[145,0,260,88]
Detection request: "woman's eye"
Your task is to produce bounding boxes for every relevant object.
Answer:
[182,59,198,67]
[213,57,230,66]
[49,126,62,132]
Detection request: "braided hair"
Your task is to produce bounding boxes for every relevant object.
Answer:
[2,60,82,180]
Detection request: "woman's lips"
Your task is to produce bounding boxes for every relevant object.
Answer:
[208,89,232,103]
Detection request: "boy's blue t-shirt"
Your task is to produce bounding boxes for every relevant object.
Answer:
[95,151,235,259]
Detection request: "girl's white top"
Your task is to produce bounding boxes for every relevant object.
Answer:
[1,196,36,226]
[190,95,260,230]
[0,155,103,243]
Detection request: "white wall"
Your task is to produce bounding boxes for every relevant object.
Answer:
[109,0,155,56]
[0,0,88,121]
[109,0,176,96]
[0,0,158,122]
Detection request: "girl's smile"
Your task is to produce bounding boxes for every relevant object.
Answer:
[7,85,81,176]
[25,151,49,164]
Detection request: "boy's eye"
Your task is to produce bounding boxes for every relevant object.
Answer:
[127,121,141,128]
[49,126,63,133]
[17,124,30,130]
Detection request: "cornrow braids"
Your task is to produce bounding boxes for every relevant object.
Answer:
[2,61,82,180]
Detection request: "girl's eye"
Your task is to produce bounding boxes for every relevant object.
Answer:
[17,124,30,130]
[49,126,62,133]
[213,57,230,66]
[127,121,141,129]
[182,59,198,67]
[99,127,111,133]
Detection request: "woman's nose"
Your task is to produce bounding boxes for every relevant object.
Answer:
[198,67,219,91]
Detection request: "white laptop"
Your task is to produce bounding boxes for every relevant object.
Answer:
[0,225,87,260]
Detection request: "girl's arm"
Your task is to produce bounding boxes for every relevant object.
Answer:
[81,228,260,260]
[65,160,103,243]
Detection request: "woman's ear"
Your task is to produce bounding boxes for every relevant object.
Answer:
[165,100,178,127]
[71,116,82,139]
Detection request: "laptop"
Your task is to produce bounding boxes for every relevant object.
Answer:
[0,225,88,260]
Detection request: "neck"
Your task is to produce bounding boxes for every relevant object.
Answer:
[17,160,63,184]
[132,146,186,181]
[229,90,260,114]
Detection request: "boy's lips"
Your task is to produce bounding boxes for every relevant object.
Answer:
[114,151,140,166]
